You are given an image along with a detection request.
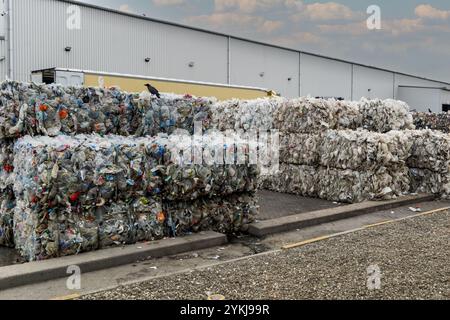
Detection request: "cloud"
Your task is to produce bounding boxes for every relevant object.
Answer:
[118,4,133,13]
[186,12,283,34]
[260,20,284,33]
[385,18,426,36]
[152,0,185,7]
[214,0,303,13]
[291,2,360,22]
[415,4,450,20]
[317,21,368,36]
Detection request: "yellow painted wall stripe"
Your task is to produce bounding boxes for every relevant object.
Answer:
[84,74,268,101]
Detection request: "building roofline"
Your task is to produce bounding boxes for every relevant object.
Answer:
[55,0,450,86]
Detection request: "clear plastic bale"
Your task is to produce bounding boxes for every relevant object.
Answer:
[0,187,15,247]
[97,202,135,249]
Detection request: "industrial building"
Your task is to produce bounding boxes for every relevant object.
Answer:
[0,0,449,111]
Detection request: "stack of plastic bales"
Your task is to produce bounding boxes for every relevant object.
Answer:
[11,133,258,261]
[263,130,412,203]
[262,97,416,203]
[161,132,259,235]
[0,80,258,261]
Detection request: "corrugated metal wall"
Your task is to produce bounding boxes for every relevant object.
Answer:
[398,87,441,112]
[300,53,352,99]
[0,40,6,80]
[6,0,450,99]
[12,0,228,83]
[393,74,445,99]
[441,90,450,106]
[0,0,6,80]
[230,39,299,97]
[352,66,394,100]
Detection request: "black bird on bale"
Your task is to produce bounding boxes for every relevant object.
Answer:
[145,83,160,98]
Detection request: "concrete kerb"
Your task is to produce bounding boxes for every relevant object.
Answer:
[248,194,436,237]
[0,231,227,291]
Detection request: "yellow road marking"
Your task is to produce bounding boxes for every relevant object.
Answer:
[50,293,80,301]
[282,207,450,250]
[282,235,330,250]
[363,220,394,229]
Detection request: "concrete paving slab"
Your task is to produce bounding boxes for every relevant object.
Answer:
[258,190,343,220]
[0,247,20,268]
[0,231,227,290]
[248,194,436,237]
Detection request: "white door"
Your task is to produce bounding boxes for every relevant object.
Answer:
[55,70,84,86]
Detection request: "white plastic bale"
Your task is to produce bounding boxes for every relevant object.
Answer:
[260,164,318,197]
[359,98,415,133]
[317,167,367,203]
[211,98,283,132]
[406,130,450,173]
[262,164,409,203]
[319,130,412,171]
[317,166,409,203]
[34,88,114,137]
[279,133,321,166]
[273,97,414,134]
[274,98,363,134]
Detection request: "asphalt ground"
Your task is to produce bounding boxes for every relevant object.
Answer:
[81,210,450,300]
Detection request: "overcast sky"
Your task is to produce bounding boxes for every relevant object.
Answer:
[78,0,450,83]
